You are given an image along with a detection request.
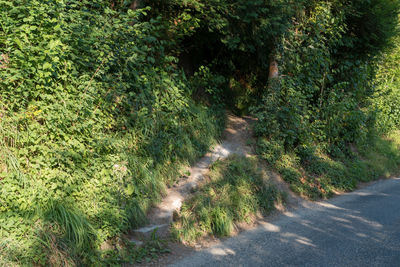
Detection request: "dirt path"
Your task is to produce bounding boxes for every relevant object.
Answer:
[130,113,305,266]
[130,114,257,240]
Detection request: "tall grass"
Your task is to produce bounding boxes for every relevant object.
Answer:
[172,155,285,243]
[0,103,224,265]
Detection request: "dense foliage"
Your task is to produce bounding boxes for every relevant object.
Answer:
[1,0,400,265]
[374,17,400,133]
[146,0,400,197]
[253,0,399,152]
[250,1,400,198]
[0,0,224,265]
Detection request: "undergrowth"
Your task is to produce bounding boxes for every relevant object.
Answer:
[171,155,285,243]
[0,1,224,265]
[257,132,400,200]
[100,231,170,266]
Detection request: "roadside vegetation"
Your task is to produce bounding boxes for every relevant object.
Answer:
[254,11,400,200]
[1,0,400,265]
[0,1,224,265]
[172,155,285,243]
[167,0,400,245]
[258,132,400,200]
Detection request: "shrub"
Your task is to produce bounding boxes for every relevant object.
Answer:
[0,1,224,264]
[373,16,400,133]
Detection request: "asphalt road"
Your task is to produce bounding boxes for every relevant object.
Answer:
[169,178,400,267]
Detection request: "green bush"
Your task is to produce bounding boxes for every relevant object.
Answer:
[251,1,400,201]
[0,0,224,265]
[373,16,400,133]
[252,0,399,168]
[252,1,382,151]
[263,134,400,200]
[142,0,301,112]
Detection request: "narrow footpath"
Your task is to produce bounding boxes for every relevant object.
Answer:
[130,114,258,240]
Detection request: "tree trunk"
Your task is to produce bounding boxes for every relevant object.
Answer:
[268,60,279,80]
[268,59,279,88]
[130,0,140,10]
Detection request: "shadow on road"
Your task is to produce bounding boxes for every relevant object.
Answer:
[172,178,400,266]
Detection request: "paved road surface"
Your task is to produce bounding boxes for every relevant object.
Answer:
[169,178,400,267]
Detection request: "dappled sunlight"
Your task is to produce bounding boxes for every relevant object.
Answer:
[225,128,238,135]
[353,192,391,197]
[295,238,316,248]
[144,115,256,232]
[279,232,316,248]
[2,0,400,265]
[259,222,280,232]
[209,247,236,256]
[330,216,351,224]
[346,215,383,230]
[282,211,298,218]
[314,202,349,211]
[172,179,400,266]
[356,232,368,238]
[352,192,374,196]
[193,209,391,264]
[171,155,283,243]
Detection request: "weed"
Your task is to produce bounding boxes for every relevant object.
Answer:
[0,1,225,264]
[172,155,284,243]
[99,232,170,265]
[259,133,400,200]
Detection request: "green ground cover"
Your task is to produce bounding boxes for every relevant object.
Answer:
[258,132,400,200]
[172,155,285,243]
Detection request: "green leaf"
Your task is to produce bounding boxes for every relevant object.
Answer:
[42,62,52,69]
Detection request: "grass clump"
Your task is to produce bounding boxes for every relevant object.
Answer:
[257,132,400,200]
[171,155,285,243]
